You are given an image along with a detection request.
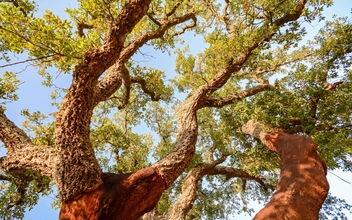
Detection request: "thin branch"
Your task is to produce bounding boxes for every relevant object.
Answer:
[205,0,219,17]
[324,81,343,91]
[210,166,275,191]
[222,0,235,35]
[102,0,115,22]
[165,2,181,18]
[0,55,55,68]
[76,21,94,38]
[119,11,196,63]
[236,55,311,78]
[172,16,197,37]
[7,181,26,209]
[131,77,161,101]
[0,26,61,56]
[204,83,274,108]
[207,145,217,163]
[147,13,161,26]
[328,171,352,184]
[2,0,28,16]
[0,173,12,181]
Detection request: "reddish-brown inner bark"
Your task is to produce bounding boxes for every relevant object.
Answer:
[59,167,166,220]
[254,131,329,220]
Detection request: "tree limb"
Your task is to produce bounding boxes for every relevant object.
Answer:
[131,77,161,101]
[204,83,275,108]
[0,107,57,180]
[119,11,196,63]
[165,155,274,219]
[94,11,196,104]
[54,0,153,202]
[236,55,311,79]
[198,0,308,105]
[152,0,307,190]
[165,2,181,18]
[242,120,329,220]
[76,22,94,38]
[0,55,56,68]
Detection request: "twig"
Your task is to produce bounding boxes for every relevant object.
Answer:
[0,55,55,68]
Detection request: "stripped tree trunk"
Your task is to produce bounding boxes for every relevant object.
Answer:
[242,120,329,220]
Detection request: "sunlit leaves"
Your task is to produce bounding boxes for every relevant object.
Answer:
[0,71,20,103]
[0,170,53,220]
[0,3,82,74]
[20,110,55,146]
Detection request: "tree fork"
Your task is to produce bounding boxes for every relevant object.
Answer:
[242,120,329,220]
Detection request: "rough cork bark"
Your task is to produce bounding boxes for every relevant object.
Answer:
[242,120,329,220]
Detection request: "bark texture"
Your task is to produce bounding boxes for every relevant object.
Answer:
[165,162,272,219]
[242,120,329,220]
[59,167,166,220]
[0,107,57,180]
[143,149,273,220]
[54,0,153,202]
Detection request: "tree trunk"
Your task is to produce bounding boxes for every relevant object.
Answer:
[242,120,329,220]
[59,167,166,220]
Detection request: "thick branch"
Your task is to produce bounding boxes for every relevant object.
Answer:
[73,0,152,82]
[152,0,307,191]
[119,12,196,63]
[55,0,153,202]
[242,120,274,146]
[93,63,124,103]
[273,0,306,26]
[0,107,57,180]
[166,156,273,219]
[165,156,227,219]
[0,106,31,149]
[199,0,307,103]
[94,11,196,104]
[242,120,329,220]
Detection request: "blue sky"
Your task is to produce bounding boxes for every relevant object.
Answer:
[1,0,352,219]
